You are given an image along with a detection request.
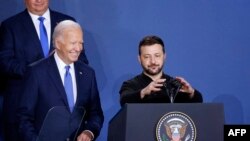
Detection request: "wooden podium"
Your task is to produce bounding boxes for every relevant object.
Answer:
[108,103,224,141]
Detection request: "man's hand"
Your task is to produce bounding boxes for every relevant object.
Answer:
[77,130,94,141]
[175,76,195,98]
[140,78,166,99]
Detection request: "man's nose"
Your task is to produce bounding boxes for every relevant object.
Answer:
[75,43,83,51]
[150,57,156,64]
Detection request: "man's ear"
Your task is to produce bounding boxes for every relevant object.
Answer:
[55,39,61,50]
[138,55,141,64]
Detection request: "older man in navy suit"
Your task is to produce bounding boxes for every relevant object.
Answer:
[18,20,104,141]
[0,0,88,140]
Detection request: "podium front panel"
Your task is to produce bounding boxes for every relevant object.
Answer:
[108,103,224,141]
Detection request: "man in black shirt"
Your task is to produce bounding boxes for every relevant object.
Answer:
[119,35,203,106]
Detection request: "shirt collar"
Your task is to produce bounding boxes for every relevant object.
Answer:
[54,52,74,71]
[28,9,50,22]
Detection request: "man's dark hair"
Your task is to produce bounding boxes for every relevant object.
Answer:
[138,35,165,55]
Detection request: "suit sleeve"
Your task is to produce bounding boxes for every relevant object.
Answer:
[81,71,103,139]
[18,67,39,141]
[0,21,26,78]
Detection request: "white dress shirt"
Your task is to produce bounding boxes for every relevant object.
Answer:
[28,9,51,48]
[54,52,77,104]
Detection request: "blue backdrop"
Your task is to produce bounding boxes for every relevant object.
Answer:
[1,0,250,140]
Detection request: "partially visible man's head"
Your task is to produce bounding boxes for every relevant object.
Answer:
[138,35,165,56]
[138,35,166,76]
[25,0,49,16]
[53,20,83,64]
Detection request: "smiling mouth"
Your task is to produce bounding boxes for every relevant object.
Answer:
[69,52,79,57]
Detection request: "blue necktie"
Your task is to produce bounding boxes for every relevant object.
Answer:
[64,66,74,112]
[38,17,49,57]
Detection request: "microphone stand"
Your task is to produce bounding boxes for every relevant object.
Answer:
[164,78,183,103]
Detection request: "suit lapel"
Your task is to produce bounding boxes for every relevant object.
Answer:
[47,56,69,107]
[21,9,57,55]
[74,62,87,107]
[46,58,88,112]
[20,10,44,56]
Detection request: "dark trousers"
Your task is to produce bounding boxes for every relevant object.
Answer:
[3,123,19,141]
[0,96,3,141]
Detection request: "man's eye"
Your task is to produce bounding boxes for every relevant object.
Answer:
[71,42,78,45]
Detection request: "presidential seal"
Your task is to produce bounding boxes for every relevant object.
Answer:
[156,111,196,141]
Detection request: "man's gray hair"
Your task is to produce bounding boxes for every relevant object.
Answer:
[52,20,83,46]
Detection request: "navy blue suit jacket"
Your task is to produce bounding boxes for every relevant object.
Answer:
[18,55,103,141]
[0,9,88,124]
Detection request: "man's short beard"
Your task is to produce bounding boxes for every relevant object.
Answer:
[142,65,163,76]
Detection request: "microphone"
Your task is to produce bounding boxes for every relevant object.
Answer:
[163,78,183,103]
